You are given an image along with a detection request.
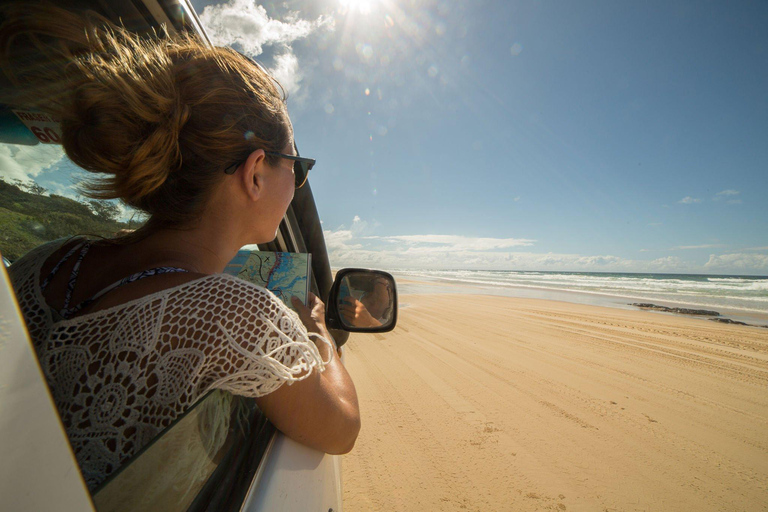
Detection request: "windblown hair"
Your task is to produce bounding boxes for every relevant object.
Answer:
[0,3,291,229]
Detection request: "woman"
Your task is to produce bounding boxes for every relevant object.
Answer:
[340,276,393,327]
[1,4,359,491]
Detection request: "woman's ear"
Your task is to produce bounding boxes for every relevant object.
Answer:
[239,149,267,202]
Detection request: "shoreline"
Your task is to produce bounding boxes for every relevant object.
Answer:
[393,275,768,328]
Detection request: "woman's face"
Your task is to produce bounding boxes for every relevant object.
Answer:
[362,278,391,318]
[255,140,296,242]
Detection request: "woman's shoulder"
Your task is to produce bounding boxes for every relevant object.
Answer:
[170,272,276,299]
[178,273,297,321]
[171,274,309,347]
[53,272,293,326]
[8,237,82,291]
[7,237,87,344]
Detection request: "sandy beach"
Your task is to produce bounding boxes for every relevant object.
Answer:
[342,293,768,512]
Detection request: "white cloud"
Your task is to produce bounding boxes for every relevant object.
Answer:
[333,215,379,237]
[573,255,622,266]
[713,190,742,204]
[270,52,301,96]
[322,216,767,274]
[678,196,701,204]
[200,0,325,54]
[115,203,147,223]
[199,0,331,96]
[672,244,726,250]
[647,256,687,271]
[704,253,768,273]
[324,228,358,249]
[0,143,65,185]
[46,181,81,200]
[373,234,536,251]
[322,217,698,272]
[326,241,698,273]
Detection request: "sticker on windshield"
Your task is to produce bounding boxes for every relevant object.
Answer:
[11,109,63,144]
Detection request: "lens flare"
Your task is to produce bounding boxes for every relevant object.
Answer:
[339,0,377,15]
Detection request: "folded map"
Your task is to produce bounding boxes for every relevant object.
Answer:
[224,250,312,312]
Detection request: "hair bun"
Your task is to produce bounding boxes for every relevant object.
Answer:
[1,3,292,228]
[172,102,191,134]
[59,58,190,208]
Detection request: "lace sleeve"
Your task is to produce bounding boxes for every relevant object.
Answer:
[7,237,78,345]
[196,275,331,398]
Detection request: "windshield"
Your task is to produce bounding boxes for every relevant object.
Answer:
[0,146,145,261]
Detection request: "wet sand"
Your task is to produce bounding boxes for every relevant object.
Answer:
[342,294,768,512]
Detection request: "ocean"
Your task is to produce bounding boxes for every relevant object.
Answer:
[392,270,768,324]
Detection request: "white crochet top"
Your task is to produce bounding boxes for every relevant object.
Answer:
[8,239,328,491]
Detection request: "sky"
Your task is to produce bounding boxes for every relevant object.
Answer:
[2,0,767,274]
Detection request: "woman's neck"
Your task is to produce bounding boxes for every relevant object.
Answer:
[134,221,243,275]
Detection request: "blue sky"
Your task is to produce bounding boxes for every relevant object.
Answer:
[2,0,767,274]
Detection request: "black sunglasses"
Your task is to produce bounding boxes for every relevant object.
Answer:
[224,151,315,189]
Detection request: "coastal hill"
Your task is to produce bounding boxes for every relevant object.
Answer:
[0,179,143,262]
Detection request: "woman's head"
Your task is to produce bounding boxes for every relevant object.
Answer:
[0,3,293,231]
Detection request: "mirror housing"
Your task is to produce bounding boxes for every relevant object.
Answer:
[326,269,398,333]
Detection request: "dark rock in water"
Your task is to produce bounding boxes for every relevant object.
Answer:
[708,318,768,328]
[670,308,720,316]
[630,303,720,317]
[708,318,749,326]
[631,303,768,328]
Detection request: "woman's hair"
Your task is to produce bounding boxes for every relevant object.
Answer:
[0,3,291,230]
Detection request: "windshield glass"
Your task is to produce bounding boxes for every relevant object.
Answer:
[0,145,144,261]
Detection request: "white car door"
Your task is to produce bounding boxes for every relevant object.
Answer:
[0,264,95,511]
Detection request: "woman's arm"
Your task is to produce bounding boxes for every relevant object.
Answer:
[339,296,383,327]
[253,293,360,454]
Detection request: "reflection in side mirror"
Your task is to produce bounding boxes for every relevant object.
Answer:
[326,269,398,333]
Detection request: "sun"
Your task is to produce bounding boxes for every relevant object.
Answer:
[339,0,377,15]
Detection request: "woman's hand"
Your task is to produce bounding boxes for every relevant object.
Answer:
[291,292,327,334]
[292,293,335,358]
[257,292,359,455]
[339,297,382,327]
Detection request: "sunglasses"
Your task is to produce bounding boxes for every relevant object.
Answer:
[224,151,315,189]
[266,152,315,189]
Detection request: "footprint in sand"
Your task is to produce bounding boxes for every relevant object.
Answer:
[642,413,658,423]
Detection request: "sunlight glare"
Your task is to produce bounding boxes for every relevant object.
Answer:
[340,0,377,15]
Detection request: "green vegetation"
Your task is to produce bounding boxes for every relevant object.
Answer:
[0,179,144,262]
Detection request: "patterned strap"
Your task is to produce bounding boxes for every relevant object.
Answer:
[40,240,86,292]
[62,242,92,310]
[60,266,190,319]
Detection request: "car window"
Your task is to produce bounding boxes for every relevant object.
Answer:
[0,3,339,510]
[92,391,275,512]
[0,139,279,512]
[0,139,144,263]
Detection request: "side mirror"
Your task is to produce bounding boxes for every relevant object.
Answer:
[326,269,398,333]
